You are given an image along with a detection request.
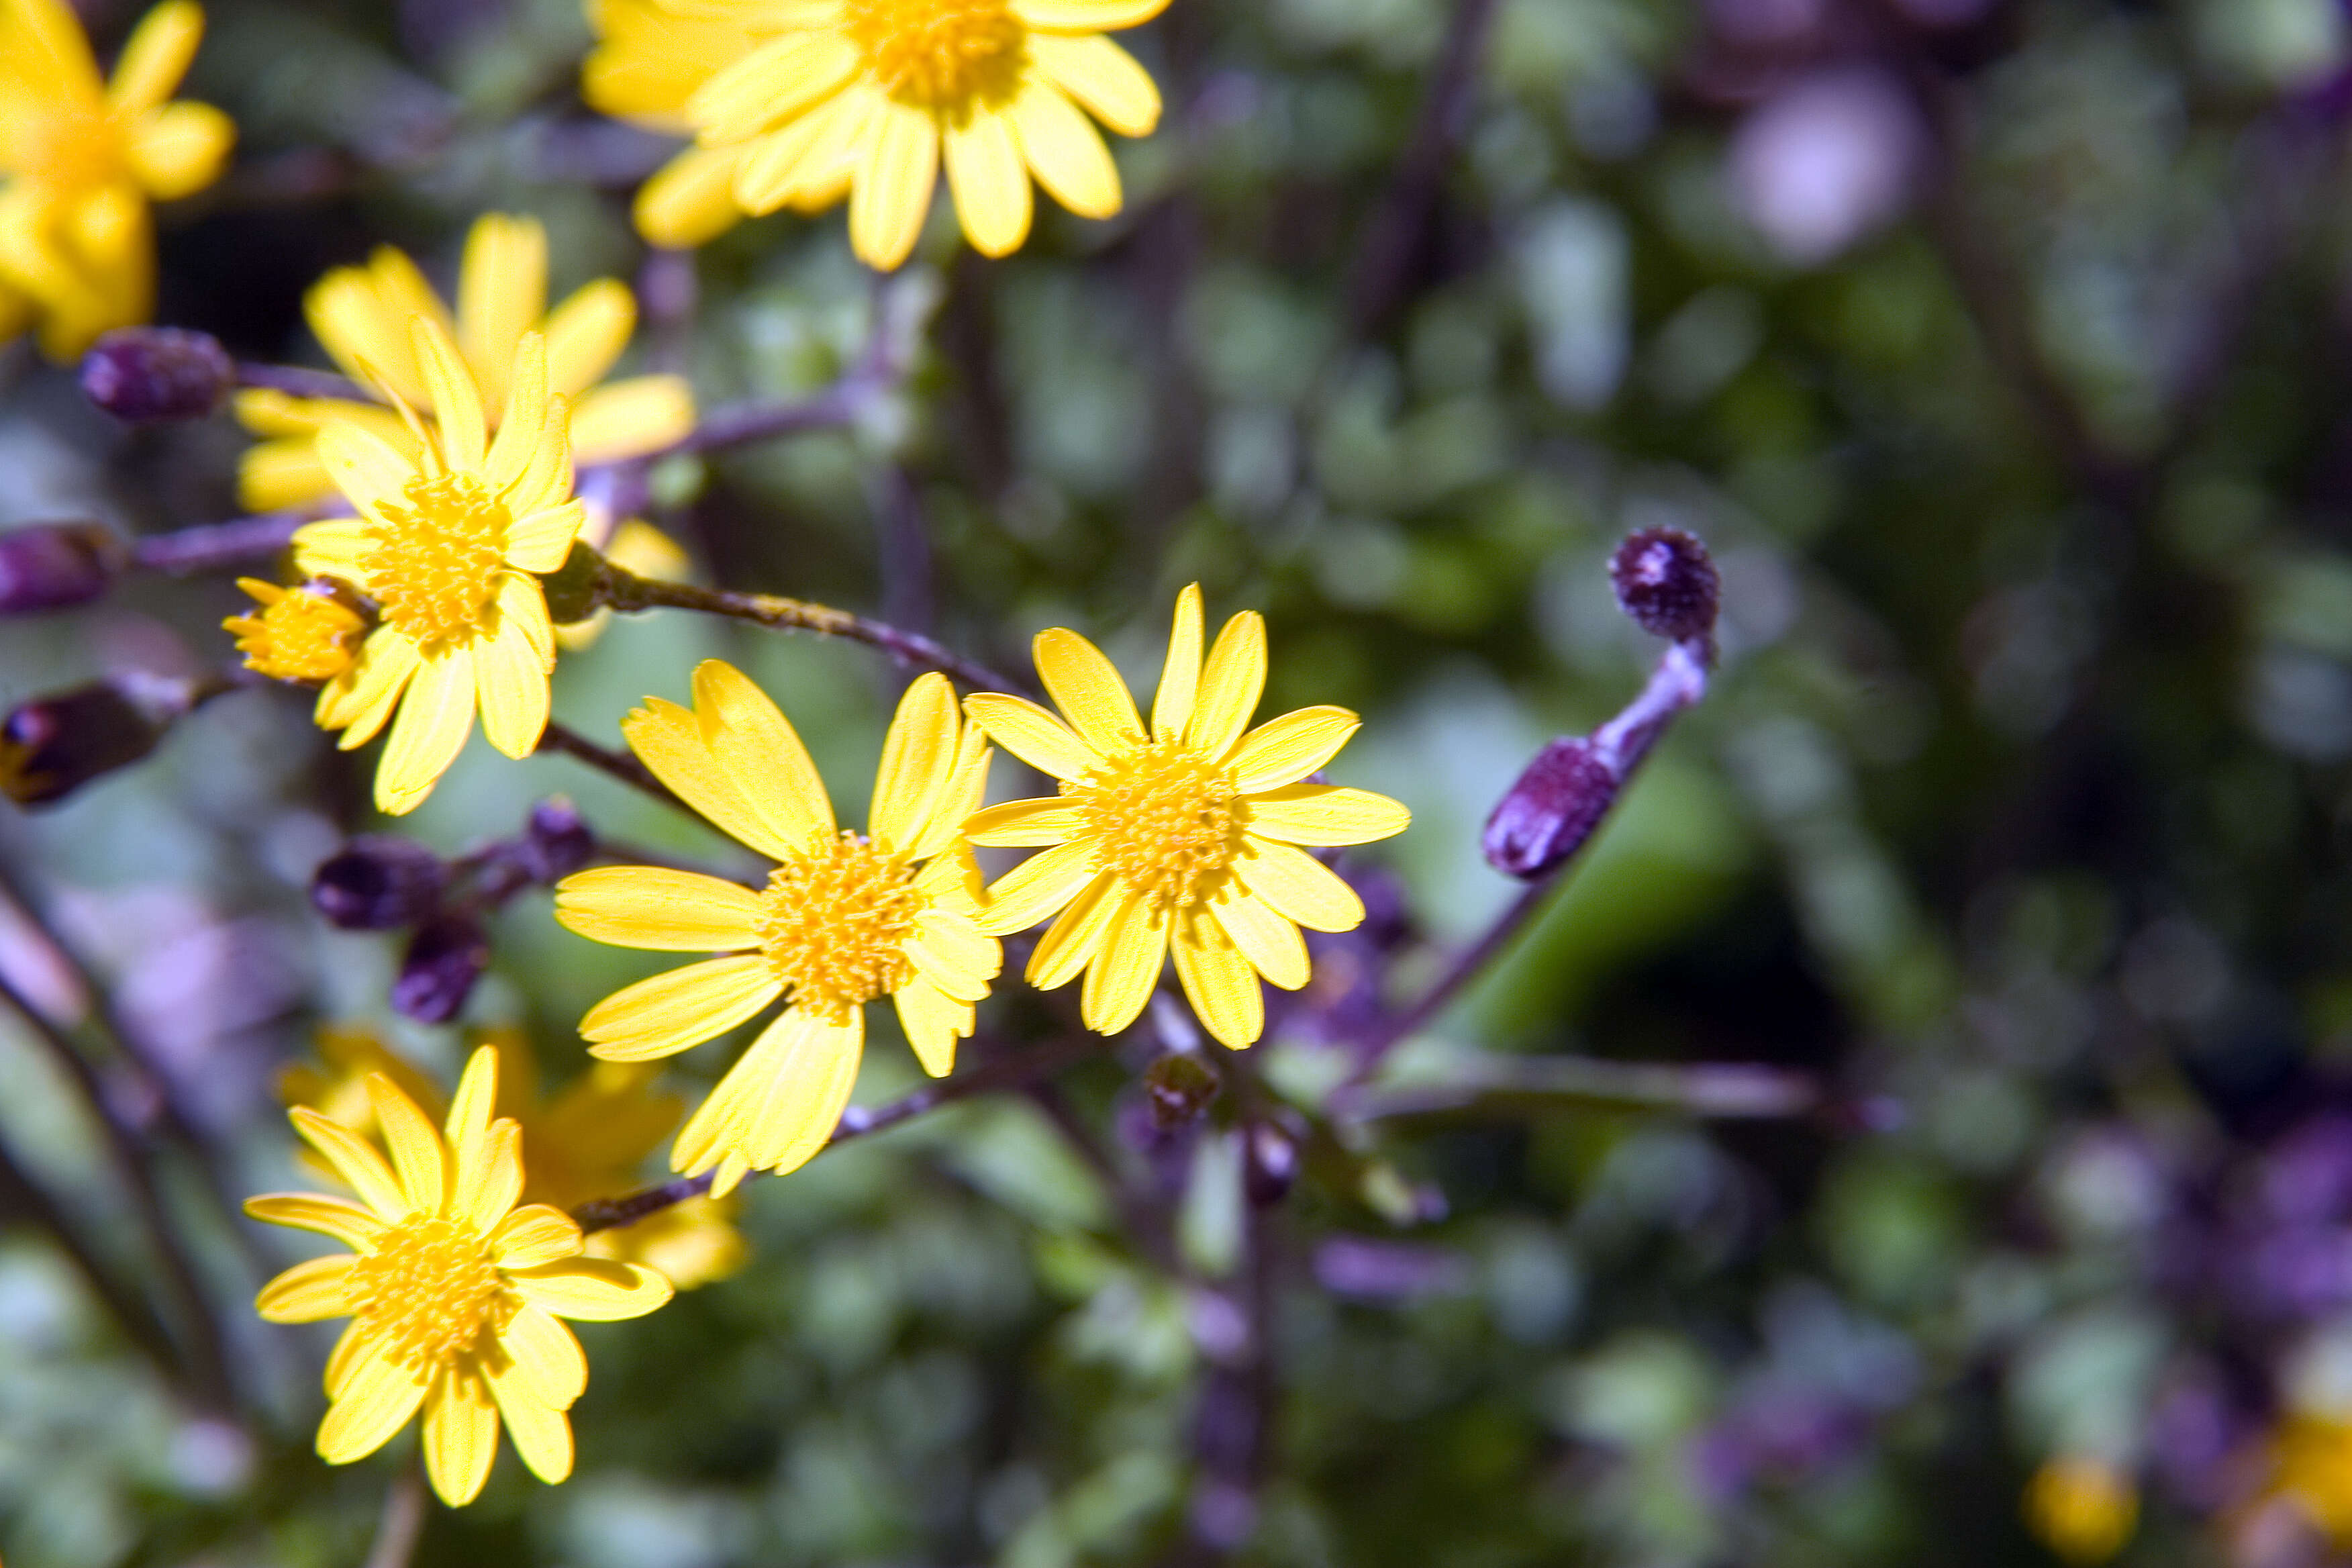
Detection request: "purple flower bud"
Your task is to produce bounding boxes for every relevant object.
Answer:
[391,914,490,1024]
[309,838,446,930]
[1243,1120,1301,1207]
[1483,736,1619,879]
[0,522,125,616]
[1610,526,1720,643]
[518,797,595,883]
[79,328,236,424]
[0,683,166,807]
[1144,1050,1221,1129]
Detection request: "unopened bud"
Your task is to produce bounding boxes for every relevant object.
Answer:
[0,522,125,615]
[310,838,446,930]
[1145,1050,1222,1128]
[1610,526,1719,643]
[1243,1120,1300,1207]
[391,914,490,1024]
[80,328,236,423]
[519,798,595,883]
[0,682,167,807]
[1483,736,1618,879]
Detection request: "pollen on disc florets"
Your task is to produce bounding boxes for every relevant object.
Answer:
[346,1214,509,1372]
[758,832,926,1020]
[364,473,510,651]
[229,582,367,684]
[842,0,1026,109]
[1068,738,1240,911]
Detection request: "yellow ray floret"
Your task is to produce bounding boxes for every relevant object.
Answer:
[0,0,234,359]
[244,1046,674,1508]
[293,315,587,816]
[235,211,696,513]
[554,663,998,1197]
[587,0,1169,269]
[962,584,1409,1048]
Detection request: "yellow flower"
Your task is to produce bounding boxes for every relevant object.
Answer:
[0,0,232,360]
[554,662,998,1196]
[2270,1417,2352,1546]
[601,0,1167,270]
[223,577,367,684]
[963,585,1409,1048]
[235,211,697,513]
[291,316,585,816]
[2024,1455,2138,1564]
[244,1046,673,1508]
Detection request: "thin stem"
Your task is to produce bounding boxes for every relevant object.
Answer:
[533,721,681,811]
[1333,1052,1821,1123]
[360,1465,429,1568]
[236,362,365,403]
[130,514,305,576]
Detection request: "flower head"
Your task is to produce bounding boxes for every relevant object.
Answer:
[2023,1455,2138,1564]
[291,315,585,815]
[235,211,695,513]
[224,577,367,684]
[593,0,1167,269]
[554,663,997,1195]
[0,0,232,359]
[963,585,1409,1048]
[245,1046,673,1507]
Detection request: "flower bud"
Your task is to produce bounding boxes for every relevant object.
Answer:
[0,683,167,807]
[391,913,490,1024]
[1610,526,1720,643]
[1482,736,1619,880]
[1144,1050,1221,1129]
[0,522,125,615]
[80,328,236,423]
[310,838,446,930]
[518,797,595,883]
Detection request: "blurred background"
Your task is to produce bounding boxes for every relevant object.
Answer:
[8,0,2352,1562]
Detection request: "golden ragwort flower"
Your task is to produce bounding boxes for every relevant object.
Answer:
[963,585,1410,1048]
[223,577,366,685]
[245,1046,674,1508]
[293,316,585,816]
[236,211,695,513]
[2022,1455,2138,1565]
[0,0,232,360]
[597,0,1167,270]
[555,662,998,1196]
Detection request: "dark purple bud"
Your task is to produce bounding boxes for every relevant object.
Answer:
[1610,526,1719,643]
[0,522,125,615]
[0,683,166,806]
[1144,1050,1221,1129]
[1243,1120,1301,1207]
[1483,736,1619,879]
[310,838,446,930]
[518,797,595,883]
[391,914,490,1024]
[80,328,236,423]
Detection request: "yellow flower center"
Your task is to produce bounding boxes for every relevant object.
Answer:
[346,1214,509,1371]
[363,473,509,651]
[230,588,366,684]
[757,832,926,1020]
[1067,738,1239,910]
[842,0,1025,110]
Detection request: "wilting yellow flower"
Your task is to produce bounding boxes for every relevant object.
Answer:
[0,0,232,360]
[282,1026,745,1290]
[597,0,1167,270]
[292,317,585,816]
[245,1046,673,1507]
[236,211,695,513]
[2023,1455,2137,1563]
[555,663,997,1196]
[964,585,1408,1048]
[224,578,367,684]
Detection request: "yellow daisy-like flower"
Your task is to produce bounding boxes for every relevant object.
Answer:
[554,661,998,1196]
[0,0,232,360]
[603,0,1167,270]
[223,577,367,684]
[244,1046,674,1508]
[235,211,696,514]
[2023,1455,2137,1565]
[292,315,585,816]
[963,585,1410,1048]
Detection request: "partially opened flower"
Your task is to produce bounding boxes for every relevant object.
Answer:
[224,578,367,685]
[963,585,1410,1048]
[554,663,997,1196]
[0,0,234,360]
[604,0,1168,270]
[236,211,695,512]
[244,1046,673,1508]
[292,316,585,815]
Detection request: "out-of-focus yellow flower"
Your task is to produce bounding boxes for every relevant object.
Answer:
[224,578,367,684]
[554,663,997,1196]
[245,1046,673,1507]
[963,585,1409,1048]
[556,516,692,653]
[2269,1417,2352,1546]
[292,317,584,815]
[2024,1455,2139,1564]
[588,0,1167,269]
[236,211,695,513]
[0,0,232,360]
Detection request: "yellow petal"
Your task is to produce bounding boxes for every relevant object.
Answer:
[635,144,748,248]
[422,1367,500,1507]
[485,1369,573,1485]
[105,0,201,112]
[502,396,576,521]
[1079,893,1166,1036]
[507,1257,675,1320]
[1026,870,1124,989]
[492,1204,585,1271]
[777,83,881,213]
[456,1119,525,1234]
[1010,0,1171,31]
[906,908,999,999]
[964,795,1082,847]
[733,91,854,215]
[581,954,781,1061]
[542,278,634,395]
[892,979,971,1078]
[693,659,835,848]
[1151,583,1202,740]
[944,107,1032,258]
[256,1254,356,1323]
[324,1320,375,1399]
[485,328,551,495]
[475,616,552,762]
[410,316,487,475]
[914,722,995,858]
[1232,838,1363,932]
[1185,610,1266,761]
[621,695,794,860]
[243,1192,387,1248]
[975,838,1097,936]
[238,438,336,512]
[1210,888,1309,990]
[850,97,939,271]
[869,672,959,854]
[494,560,560,662]
[313,424,412,519]
[444,1045,499,1164]
[569,376,696,465]
[1242,783,1410,846]
[322,630,421,747]
[1171,908,1262,1048]
[364,1073,448,1215]
[495,1304,587,1406]
[1010,76,1121,220]
[963,693,1098,781]
[1026,33,1160,138]
[1,0,102,101]
[316,1344,428,1464]
[688,30,859,145]
[1035,627,1144,754]
[1229,707,1361,794]
[674,1008,861,1180]
[556,866,765,951]
[126,101,234,200]
[291,1106,409,1218]
[373,646,477,816]
[457,213,546,407]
